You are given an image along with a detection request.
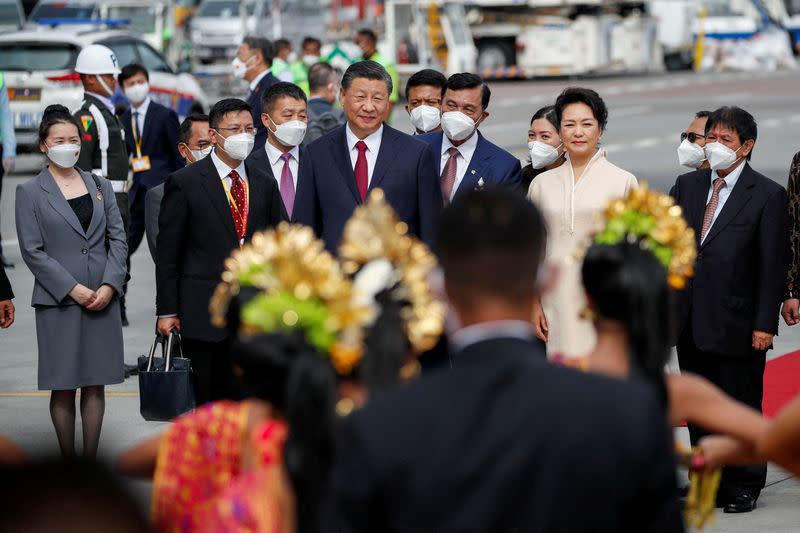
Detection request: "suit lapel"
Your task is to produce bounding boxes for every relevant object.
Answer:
[369,125,400,192]
[691,170,712,245]
[141,103,156,153]
[456,133,490,196]
[429,132,444,176]
[83,172,103,237]
[199,156,238,246]
[245,160,266,239]
[40,169,87,237]
[701,164,754,248]
[329,126,361,203]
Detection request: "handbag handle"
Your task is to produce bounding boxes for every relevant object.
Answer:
[164,330,183,371]
[145,335,166,372]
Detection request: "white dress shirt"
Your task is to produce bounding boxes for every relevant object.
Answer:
[441,132,479,201]
[249,69,270,92]
[210,148,248,197]
[345,123,383,185]
[702,160,746,243]
[450,320,536,353]
[130,97,151,142]
[265,141,299,190]
[85,91,115,114]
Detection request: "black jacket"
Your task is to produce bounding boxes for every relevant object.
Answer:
[0,263,12,301]
[670,163,788,354]
[247,71,280,149]
[75,94,129,183]
[331,337,683,533]
[245,145,306,222]
[156,155,283,341]
[120,100,182,190]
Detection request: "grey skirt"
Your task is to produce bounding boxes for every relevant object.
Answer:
[35,298,125,390]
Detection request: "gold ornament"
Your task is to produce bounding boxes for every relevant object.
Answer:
[338,189,446,354]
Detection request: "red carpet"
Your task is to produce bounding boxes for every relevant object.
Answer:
[763,350,800,418]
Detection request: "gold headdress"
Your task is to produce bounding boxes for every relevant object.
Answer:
[209,223,367,358]
[338,189,446,372]
[593,184,696,289]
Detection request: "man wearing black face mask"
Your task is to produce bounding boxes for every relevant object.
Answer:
[670,106,788,513]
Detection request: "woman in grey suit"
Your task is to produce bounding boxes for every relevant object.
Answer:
[15,105,127,457]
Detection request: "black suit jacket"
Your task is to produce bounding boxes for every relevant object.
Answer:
[121,101,182,190]
[332,337,683,533]
[247,72,280,149]
[0,263,12,301]
[294,124,441,252]
[156,155,283,342]
[245,145,306,222]
[670,163,788,355]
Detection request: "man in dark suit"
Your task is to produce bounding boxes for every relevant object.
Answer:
[0,263,13,328]
[245,82,308,221]
[144,113,211,262]
[331,189,683,533]
[417,72,521,204]
[670,106,788,513]
[156,98,283,404]
[237,36,280,148]
[119,64,182,258]
[294,60,441,251]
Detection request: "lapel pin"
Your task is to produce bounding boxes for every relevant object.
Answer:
[471,170,476,175]
[475,178,485,191]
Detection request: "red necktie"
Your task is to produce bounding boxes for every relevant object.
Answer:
[354,140,368,201]
[228,169,247,242]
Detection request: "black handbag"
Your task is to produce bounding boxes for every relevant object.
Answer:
[138,332,196,421]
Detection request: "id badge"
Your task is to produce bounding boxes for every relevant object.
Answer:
[131,155,152,173]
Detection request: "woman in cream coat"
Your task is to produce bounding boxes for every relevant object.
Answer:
[529,88,637,360]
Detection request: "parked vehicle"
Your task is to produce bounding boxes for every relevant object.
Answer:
[190,0,255,65]
[0,0,24,31]
[0,28,208,151]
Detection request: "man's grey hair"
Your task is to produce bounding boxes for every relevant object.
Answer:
[341,60,392,95]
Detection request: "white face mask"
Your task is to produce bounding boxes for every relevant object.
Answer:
[46,143,81,169]
[705,141,742,171]
[409,105,441,133]
[302,54,320,67]
[528,140,562,169]
[231,55,255,79]
[184,144,212,163]
[268,117,307,147]
[676,139,706,169]
[440,111,478,142]
[124,81,149,105]
[216,131,255,161]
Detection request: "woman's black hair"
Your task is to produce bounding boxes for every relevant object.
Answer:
[38,104,81,144]
[554,87,608,131]
[529,105,557,129]
[225,288,337,533]
[582,242,672,407]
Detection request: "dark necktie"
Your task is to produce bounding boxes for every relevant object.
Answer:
[700,177,726,242]
[354,140,368,201]
[132,110,142,141]
[228,170,246,242]
[440,147,460,205]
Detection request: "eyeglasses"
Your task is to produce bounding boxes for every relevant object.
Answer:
[681,131,706,143]
[217,126,256,136]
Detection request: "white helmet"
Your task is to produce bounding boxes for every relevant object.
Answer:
[75,44,121,75]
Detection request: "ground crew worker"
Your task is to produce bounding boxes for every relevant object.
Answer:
[355,29,399,106]
[273,39,310,95]
[73,44,131,325]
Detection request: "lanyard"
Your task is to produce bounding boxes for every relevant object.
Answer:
[221,174,250,245]
[130,113,143,158]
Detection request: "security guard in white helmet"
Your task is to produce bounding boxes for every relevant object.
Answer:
[73,44,132,324]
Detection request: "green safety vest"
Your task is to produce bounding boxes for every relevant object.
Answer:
[290,61,310,95]
[272,58,291,79]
